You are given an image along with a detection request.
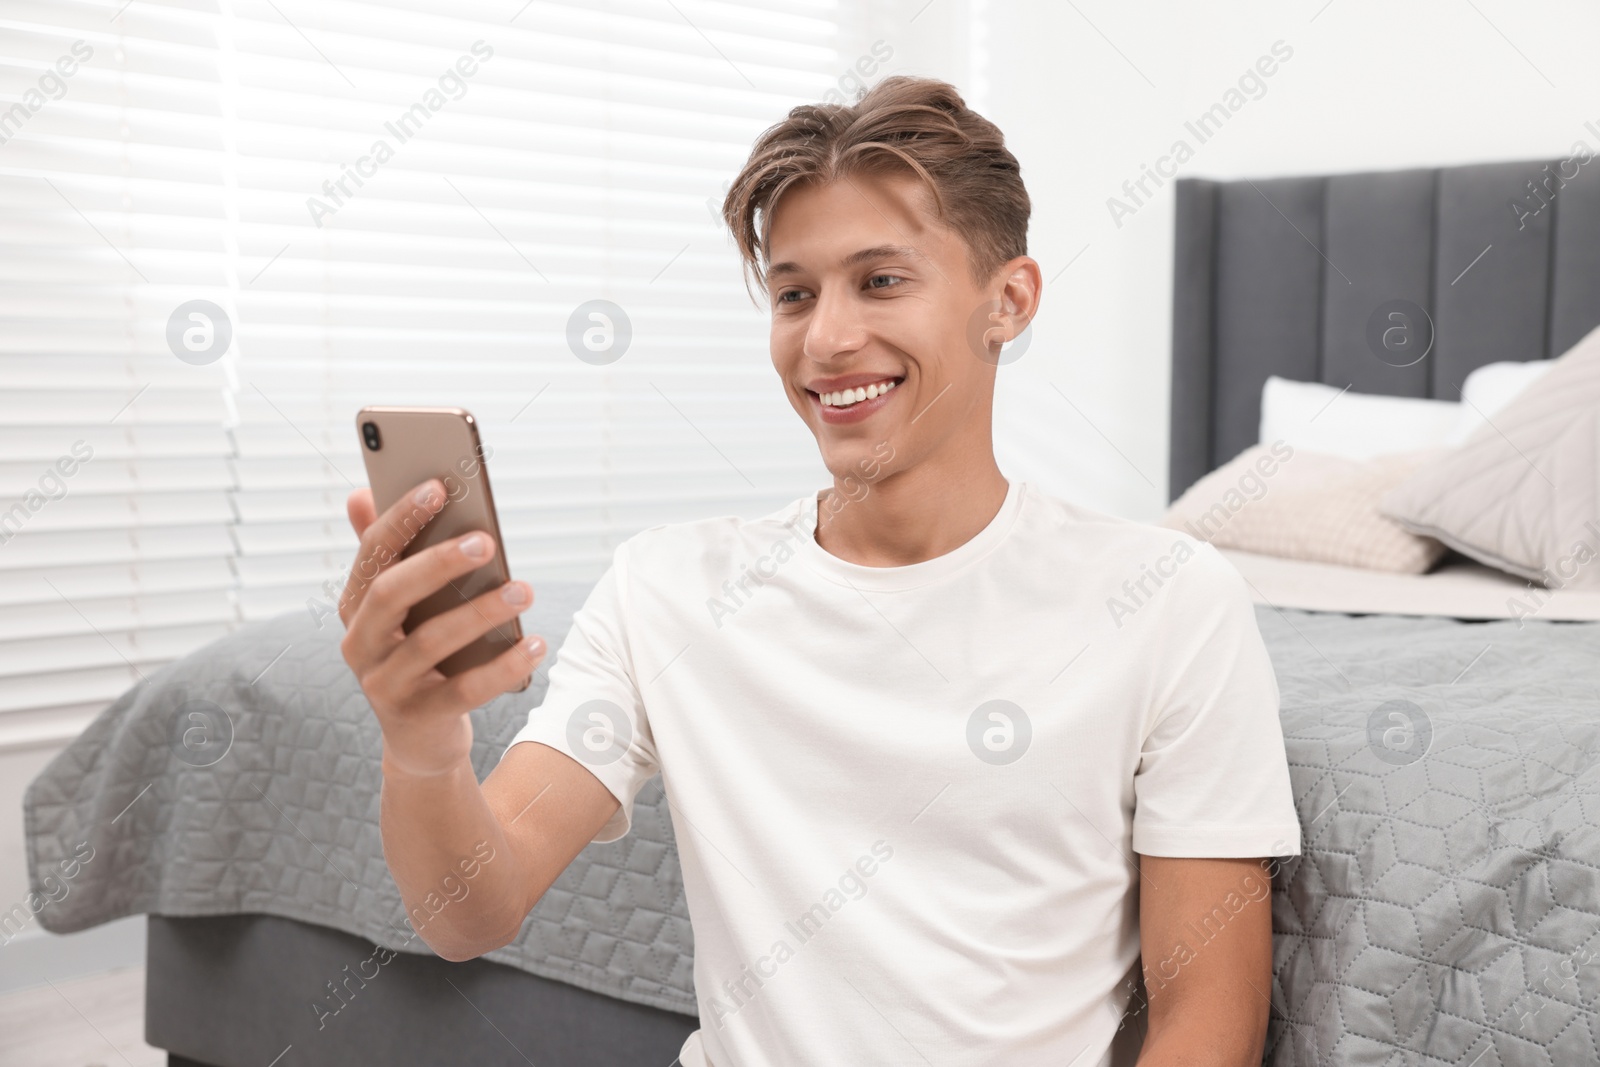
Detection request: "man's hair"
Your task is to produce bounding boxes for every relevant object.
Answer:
[721,75,1030,304]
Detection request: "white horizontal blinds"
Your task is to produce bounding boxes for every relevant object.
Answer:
[224,0,838,619]
[0,0,853,734]
[0,3,238,728]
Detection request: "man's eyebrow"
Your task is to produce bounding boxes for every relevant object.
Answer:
[766,244,930,280]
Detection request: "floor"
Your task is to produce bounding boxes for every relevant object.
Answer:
[0,966,166,1067]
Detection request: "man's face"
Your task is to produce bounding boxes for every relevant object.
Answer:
[765,171,1010,484]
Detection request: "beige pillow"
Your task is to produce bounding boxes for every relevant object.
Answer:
[1162,443,1448,573]
[1380,323,1600,588]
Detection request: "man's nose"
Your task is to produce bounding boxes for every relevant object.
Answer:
[802,288,867,363]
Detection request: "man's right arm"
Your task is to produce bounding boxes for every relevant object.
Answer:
[379,741,620,961]
[338,479,621,962]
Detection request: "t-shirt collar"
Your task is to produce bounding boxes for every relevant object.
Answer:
[790,479,1026,592]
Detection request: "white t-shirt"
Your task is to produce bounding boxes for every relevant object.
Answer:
[501,479,1302,1067]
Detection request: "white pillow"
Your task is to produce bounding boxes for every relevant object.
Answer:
[1444,359,1556,443]
[1258,376,1462,460]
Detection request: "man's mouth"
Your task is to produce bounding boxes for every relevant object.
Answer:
[809,376,902,409]
[805,376,904,425]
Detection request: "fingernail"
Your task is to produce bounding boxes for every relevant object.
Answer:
[413,481,440,507]
[523,636,545,655]
[501,582,529,606]
[460,533,488,559]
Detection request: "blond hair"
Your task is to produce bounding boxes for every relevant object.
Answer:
[721,75,1031,304]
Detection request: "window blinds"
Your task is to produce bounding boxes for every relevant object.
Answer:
[0,0,859,744]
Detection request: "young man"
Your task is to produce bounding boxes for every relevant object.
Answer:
[339,76,1300,1067]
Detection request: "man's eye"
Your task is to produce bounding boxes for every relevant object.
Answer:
[777,289,808,304]
[868,274,902,290]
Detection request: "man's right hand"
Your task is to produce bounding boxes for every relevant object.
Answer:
[338,479,547,777]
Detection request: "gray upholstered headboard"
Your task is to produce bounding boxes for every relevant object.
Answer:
[1168,158,1600,500]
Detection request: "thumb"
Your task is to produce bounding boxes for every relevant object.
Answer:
[347,488,377,537]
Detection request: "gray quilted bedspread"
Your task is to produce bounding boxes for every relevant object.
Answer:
[24,582,697,1017]
[25,596,1600,1064]
[1262,609,1600,1067]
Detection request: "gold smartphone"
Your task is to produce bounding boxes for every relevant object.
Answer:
[355,406,528,691]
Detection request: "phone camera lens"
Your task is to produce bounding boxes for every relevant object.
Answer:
[362,421,382,451]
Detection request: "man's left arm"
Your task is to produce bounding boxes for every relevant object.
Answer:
[1133,854,1276,1067]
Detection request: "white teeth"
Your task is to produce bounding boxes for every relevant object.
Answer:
[820,378,897,407]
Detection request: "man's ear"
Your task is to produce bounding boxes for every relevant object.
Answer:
[966,256,1043,366]
[994,255,1043,337]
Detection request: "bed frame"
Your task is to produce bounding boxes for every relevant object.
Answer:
[1169,156,1600,500]
[147,913,697,1066]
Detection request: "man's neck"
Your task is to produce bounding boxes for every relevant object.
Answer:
[814,455,1010,568]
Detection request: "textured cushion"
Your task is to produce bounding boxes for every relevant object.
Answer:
[1162,443,1448,573]
[1381,323,1600,587]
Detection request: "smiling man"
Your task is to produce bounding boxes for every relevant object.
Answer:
[340,76,1301,1067]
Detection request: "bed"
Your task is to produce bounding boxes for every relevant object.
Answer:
[26,586,701,1067]
[1168,158,1600,1066]
[23,156,1600,1066]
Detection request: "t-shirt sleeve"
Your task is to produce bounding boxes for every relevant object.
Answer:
[1131,542,1302,859]
[498,540,659,844]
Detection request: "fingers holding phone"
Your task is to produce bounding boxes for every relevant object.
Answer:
[347,523,525,666]
[341,519,492,673]
[338,477,447,630]
[339,407,544,773]
[410,601,546,719]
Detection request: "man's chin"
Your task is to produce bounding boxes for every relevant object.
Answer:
[815,440,897,493]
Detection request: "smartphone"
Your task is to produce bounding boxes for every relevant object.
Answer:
[355,406,529,691]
